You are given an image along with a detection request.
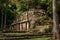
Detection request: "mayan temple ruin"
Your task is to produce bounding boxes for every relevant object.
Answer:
[10,9,51,32]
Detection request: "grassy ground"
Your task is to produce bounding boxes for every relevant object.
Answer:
[3,32,30,36]
[3,33,51,40]
[0,37,50,40]
[13,37,50,40]
[24,37,50,40]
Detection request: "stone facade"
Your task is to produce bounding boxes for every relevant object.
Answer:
[11,9,50,32]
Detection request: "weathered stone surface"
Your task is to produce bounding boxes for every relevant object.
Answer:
[11,9,50,32]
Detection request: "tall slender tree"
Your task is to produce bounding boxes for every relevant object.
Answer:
[1,9,4,29]
[52,0,59,40]
[4,0,10,29]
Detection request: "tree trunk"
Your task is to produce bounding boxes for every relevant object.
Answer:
[4,13,6,29]
[1,10,3,29]
[52,0,59,40]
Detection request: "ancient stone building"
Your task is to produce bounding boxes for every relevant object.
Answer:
[11,9,51,32]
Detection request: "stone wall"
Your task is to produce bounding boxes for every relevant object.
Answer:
[10,9,50,32]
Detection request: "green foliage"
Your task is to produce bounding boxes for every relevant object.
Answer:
[0,0,60,28]
[0,0,17,28]
[47,0,60,23]
[58,0,60,23]
[47,0,52,14]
